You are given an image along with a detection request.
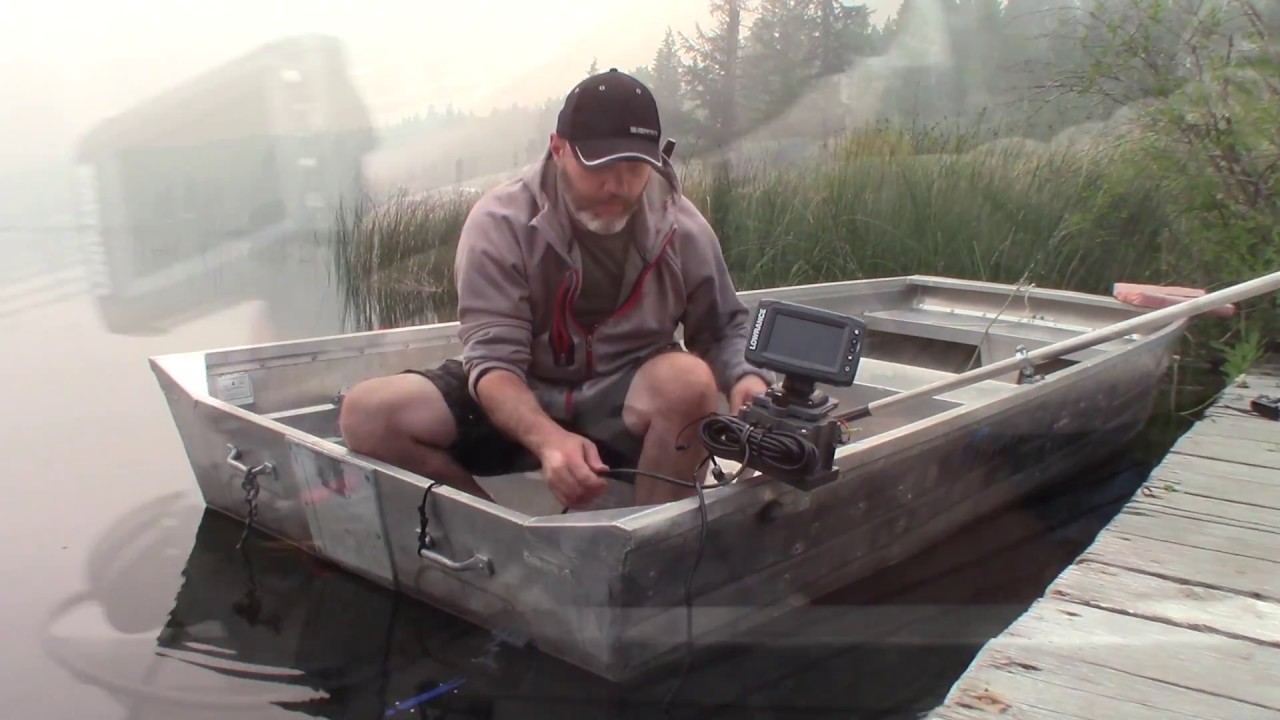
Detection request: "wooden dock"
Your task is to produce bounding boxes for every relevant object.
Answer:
[926,362,1280,720]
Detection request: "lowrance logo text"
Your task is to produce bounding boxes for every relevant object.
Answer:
[748,307,767,350]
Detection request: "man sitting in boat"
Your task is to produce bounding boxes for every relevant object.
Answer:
[338,69,772,509]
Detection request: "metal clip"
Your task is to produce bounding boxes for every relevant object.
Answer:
[836,419,856,444]
[227,445,275,549]
[1015,345,1044,384]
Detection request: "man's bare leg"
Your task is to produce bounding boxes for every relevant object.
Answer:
[338,373,494,501]
[622,352,721,505]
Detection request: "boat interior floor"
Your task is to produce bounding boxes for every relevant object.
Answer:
[242,292,1136,518]
[261,356,1029,518]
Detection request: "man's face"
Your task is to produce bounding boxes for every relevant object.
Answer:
[551,134,653,234]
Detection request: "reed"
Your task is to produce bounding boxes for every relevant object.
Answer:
[329,189,470,331]
[330,128,1176,327]
[326,124,1271,401]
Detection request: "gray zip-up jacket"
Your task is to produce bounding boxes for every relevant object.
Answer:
[453,150,770,421]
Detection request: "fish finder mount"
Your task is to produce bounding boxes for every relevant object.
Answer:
[706,299,866,489]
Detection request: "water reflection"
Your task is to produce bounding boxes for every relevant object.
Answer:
[41,455,1153,719]
[3,34,373,339]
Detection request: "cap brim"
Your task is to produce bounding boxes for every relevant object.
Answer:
[573,137,663,169]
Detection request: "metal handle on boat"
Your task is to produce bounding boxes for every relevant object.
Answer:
[226,445,276,479]
[417,535,494,575]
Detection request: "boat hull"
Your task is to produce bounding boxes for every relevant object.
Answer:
[149,275,1184,682]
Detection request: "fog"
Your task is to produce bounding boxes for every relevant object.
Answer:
[3,0,1264,321]
[1,0,736,172]
[0,0,944,206]
[0,1,1271,716]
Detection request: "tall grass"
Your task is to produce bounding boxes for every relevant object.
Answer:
[329,189,469,331]
[330,127,1181,326]
[680,134,1175,295]
[327,124,1271,388]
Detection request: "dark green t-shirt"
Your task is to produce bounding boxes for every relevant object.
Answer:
[574,219,638,327]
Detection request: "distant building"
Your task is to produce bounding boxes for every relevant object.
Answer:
[73,34,375,335]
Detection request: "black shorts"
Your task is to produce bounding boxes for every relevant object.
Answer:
[403,358,647,478]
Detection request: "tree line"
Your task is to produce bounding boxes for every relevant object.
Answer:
[376,0,1278,182]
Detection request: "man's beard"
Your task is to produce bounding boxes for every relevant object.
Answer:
[557,166,640,234]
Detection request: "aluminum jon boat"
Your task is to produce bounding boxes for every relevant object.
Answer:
[149,274,1185,683]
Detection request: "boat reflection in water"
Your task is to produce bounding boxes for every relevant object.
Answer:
[41,448,1155,719]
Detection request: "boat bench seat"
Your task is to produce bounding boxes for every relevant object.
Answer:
[263,402,342,439]
[863,307,1099,346]
[861,306,1128,379]
[854,358,1018,404]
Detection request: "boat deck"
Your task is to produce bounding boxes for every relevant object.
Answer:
[924,361,1280,719]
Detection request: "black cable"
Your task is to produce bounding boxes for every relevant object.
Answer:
[697,414,820,480]
[550,473,709,712]
[604,466,728,489]
[661,466,707,715]
[607,412,821,490]
[554,413,821,714]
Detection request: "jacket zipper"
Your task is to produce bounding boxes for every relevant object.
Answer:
[551,272,576,366]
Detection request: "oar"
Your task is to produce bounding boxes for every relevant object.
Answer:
[843,269,1280,421]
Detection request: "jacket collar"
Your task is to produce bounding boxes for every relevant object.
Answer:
[521,148,682,262]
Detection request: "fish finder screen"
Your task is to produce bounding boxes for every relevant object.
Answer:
[766,314,846,370]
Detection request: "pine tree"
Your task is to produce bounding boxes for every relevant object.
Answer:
[812,0,872,77]
[651,28,685,106]
[679,0,747,150]
[650,28,691,139]
[741,0,818,130]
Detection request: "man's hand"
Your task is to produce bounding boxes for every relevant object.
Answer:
[475,370,608,508]
[729,373,771,412]
[537,430,610,509]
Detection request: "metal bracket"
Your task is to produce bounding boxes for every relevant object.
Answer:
[227,444,276,548]
[416,483,494,576]
[417,535,494,575]
[1014,345,1045,384]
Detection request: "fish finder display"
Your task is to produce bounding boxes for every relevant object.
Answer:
[744,299,866,388]
[763,314,849,374]
[700,298,867,490]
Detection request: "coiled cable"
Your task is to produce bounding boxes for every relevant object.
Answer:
[698,414,821,481]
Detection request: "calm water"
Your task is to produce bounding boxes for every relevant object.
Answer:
[2,229,1166,718]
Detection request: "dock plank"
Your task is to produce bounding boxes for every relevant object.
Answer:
[1131,488,1278,531]
[926,361,1280,720]
[929,700,1082,720]
[1191,414,1280,445]
[1171,434,1280,471]
[1082,532,1280,601]
[1148,454,1280,509]
[1105,507,1280,562]
[946,658,1233,720]
[1046,561,1280,646]
[997,601,1280,710]
[949,644,1275,720]
[1158,449,1280,487]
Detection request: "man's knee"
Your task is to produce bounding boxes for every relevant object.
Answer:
[338,373,457,456]
[625,352,719,429]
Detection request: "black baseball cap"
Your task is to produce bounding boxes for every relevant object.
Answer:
[556,68,664,169]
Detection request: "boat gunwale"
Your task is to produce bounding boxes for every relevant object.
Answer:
[148,275,1188,533]
[609,316,1186,535]
[153,274,1143,374]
